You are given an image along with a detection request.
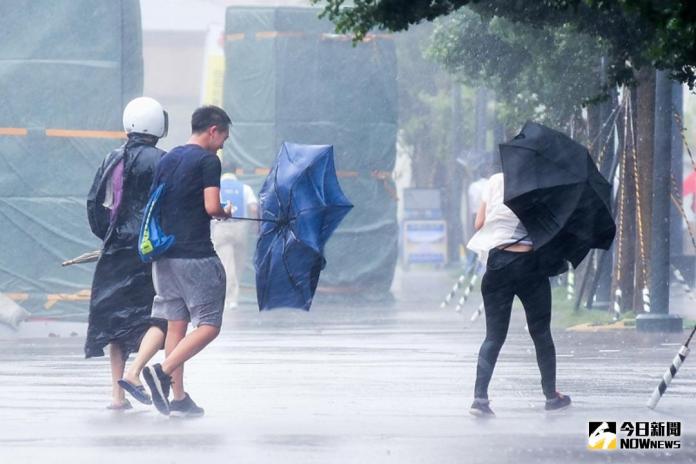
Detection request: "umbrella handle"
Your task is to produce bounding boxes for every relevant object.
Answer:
[226,216,277,224]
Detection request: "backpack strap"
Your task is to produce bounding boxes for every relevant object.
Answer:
[138,154,185,262]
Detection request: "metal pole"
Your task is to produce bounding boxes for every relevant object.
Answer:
[637,70,682,332]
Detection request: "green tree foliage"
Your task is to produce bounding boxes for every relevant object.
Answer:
[311,0,696,88]
[620,0,696,86]
[426,9,606,129]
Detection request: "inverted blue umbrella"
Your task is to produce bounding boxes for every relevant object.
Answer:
[255,143,353,311]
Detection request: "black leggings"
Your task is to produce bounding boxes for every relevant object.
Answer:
[474,248,557,400]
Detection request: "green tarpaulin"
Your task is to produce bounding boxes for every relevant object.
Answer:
[0,0,143,319]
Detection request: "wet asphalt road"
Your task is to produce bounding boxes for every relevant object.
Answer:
[1,269,695,463]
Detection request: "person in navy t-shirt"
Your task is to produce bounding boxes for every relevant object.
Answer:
[124,106,233,417]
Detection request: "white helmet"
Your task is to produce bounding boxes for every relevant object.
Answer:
[122,97,168,138]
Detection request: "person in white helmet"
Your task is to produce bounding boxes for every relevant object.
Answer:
[85,96,169,410]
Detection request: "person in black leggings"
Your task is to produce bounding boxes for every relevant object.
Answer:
[467,172,570,417]
[475,249,554,395]
[470,248,571,416]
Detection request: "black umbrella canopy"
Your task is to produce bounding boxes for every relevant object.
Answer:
[499,121,615,269]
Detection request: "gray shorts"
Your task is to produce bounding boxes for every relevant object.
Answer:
[151,256,226,328]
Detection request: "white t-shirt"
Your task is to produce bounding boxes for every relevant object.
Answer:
[466,173,531,260]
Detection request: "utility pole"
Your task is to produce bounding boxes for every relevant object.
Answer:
[633,68,655,313]
[637,71,682,332]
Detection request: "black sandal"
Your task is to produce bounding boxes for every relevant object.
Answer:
[118,379,153,405]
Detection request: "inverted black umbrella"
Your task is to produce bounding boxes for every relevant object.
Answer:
[500,121,615,270]
[255,142,353,310]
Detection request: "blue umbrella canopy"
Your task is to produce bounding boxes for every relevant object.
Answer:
[255,142,353,310]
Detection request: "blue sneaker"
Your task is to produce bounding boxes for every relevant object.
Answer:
[143,363,171,415]
[170,393,205,418]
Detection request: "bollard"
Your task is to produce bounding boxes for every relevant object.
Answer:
[613,288,622,321]
[440,273,467,309]
[647,326,696,409]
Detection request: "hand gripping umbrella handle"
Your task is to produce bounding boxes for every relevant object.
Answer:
[646,326,696,409]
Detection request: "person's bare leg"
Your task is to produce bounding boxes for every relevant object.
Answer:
[160,325,220,387]
[165,320,188,401]
[122,326,165,386]
[109,343,126,406]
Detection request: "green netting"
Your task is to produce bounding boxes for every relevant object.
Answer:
[0,0,143,319]
[224,7,398,300]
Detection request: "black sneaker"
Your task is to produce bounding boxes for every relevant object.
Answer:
[469,399,495,417]
[545,392,572,411]
[143,363,172,415]
[170,393,205,418]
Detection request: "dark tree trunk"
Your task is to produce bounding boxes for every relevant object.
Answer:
[633,67,656,311]
[617,93,636,312]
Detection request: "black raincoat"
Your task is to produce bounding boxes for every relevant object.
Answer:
[85,134,166,358]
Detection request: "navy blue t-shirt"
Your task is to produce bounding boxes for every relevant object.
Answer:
[153,144,221,259]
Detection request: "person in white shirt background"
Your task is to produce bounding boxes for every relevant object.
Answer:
[212,165,259,310]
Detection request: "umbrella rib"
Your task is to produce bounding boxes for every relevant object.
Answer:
[272,163,286,222]
[281,233,302,292]
[283,155,296,222]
